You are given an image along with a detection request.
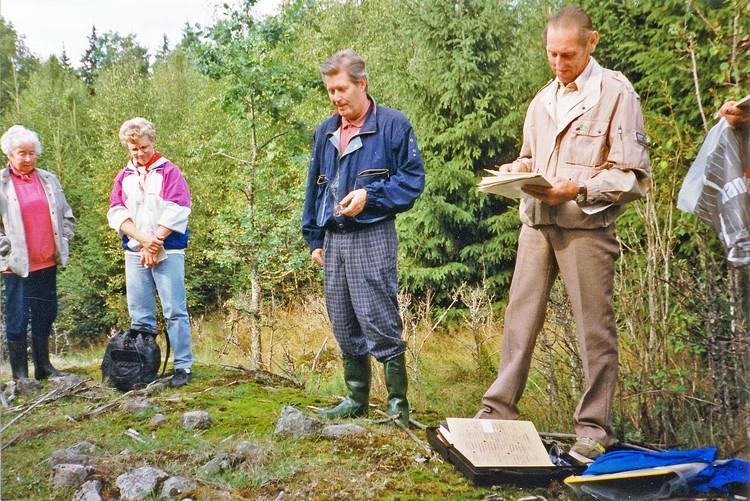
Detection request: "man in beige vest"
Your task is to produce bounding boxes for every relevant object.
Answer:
[476,6,651,463]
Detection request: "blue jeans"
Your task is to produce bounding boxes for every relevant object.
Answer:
[3,266,57,342]
[125,253,192,370]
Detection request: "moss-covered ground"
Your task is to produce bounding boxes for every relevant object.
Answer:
[0,361,575,500]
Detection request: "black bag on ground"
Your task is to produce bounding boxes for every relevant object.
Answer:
[101,329,166,391]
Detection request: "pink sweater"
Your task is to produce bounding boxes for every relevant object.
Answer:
[10,169,56,271]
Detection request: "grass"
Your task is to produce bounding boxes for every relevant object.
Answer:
[0,363,575,500]
[0,305,581,499]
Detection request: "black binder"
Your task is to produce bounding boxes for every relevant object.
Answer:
[427,427,585,487]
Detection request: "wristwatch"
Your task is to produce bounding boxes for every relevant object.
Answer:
[576,182,587,204]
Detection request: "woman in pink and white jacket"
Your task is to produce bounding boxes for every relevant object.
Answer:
[107,117,193,388]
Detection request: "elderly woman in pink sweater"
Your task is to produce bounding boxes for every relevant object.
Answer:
[0,125,75,380]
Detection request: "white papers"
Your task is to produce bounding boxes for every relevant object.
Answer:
[445,418,554,468]
[478,170,551,199]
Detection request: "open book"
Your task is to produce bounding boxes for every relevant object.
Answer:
[437,418,554,468]
[478,169,551,199]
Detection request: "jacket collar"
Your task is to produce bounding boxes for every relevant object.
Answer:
[324,96,380,136]
[542,57,603,134]
[125,155,169,173]
[1,165,51,183]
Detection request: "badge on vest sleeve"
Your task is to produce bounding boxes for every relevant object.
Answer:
[635,132,650,148]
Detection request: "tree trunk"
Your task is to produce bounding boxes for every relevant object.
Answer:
[249,259,262,369]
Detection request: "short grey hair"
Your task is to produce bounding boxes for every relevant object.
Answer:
[544,6,594,45]
[119,117,156,145]
[320,49,368,84]
[1,125,42,156]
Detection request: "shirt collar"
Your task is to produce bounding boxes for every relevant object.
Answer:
[555,57,595,94]
[8,162,34,181]
[341,99,372,129]
[128,152,167,172]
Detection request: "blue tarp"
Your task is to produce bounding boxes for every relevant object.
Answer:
[584,448,750,493]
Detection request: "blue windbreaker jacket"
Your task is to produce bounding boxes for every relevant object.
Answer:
[302,98,425,251]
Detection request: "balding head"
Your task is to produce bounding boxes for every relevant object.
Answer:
[544,6,594,45]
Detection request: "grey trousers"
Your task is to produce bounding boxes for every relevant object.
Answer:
[478,224,621,446]
[323,220,405,362]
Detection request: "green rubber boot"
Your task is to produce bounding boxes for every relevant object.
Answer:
[320,355,371,420]
[384,353,409,426]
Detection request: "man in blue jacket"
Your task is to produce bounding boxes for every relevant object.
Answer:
[302,49,425,425]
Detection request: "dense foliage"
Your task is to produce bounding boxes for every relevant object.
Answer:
[0,0,747,449]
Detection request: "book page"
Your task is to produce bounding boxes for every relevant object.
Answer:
[445,418,553,467]
[477,172,551,199]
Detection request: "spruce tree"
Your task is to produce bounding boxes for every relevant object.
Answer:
[80,26,99,88]
[60,46,72,70]
[395,0,550,300]
[156,34,170,61]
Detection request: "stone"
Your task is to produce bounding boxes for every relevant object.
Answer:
[180,410,212,430]
[229,441,264,464]
[16,377,41,394]
[49,463,90,488]
[149,413,169,428]
[49,449,90,467]
[122,397,155,413]
[159,476,198,500]
[199,453,237,475]
[70,441,99,454]
[49,374,85,390]
[273,406,323,438]
[50,441,99,467]
[116,466,169,500]
[73,479,103,501]
[322,423,368,438]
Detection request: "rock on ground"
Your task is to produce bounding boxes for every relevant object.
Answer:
[69,441,99,454]
[49,441,99,467]
[49,463,90,488]
[229,440,265,465]
[159,475,198,500]
[49,374,85,389]
[322,423,368,438]
[73,479,103,501]
[199,453,238,475]
[15,377,41,394]
[180,410,212,430]
[273,406,323,438]
[149,413,169,428]
[122,397,155,413]
[116,466,169,500]
[49,449,90,467]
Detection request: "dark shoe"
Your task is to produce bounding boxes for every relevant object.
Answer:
[7,339,29,380]
[320,355,371,420]
[31,336,67,380]
[384,353,409,426]
[569,437,606,464]
[170,368,192,388]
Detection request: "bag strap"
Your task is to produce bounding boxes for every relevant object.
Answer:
[160,332,170,377]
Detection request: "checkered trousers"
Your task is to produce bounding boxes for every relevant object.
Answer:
[323,220,405,362]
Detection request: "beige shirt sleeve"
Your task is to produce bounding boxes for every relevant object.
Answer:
[581,86,651,213]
